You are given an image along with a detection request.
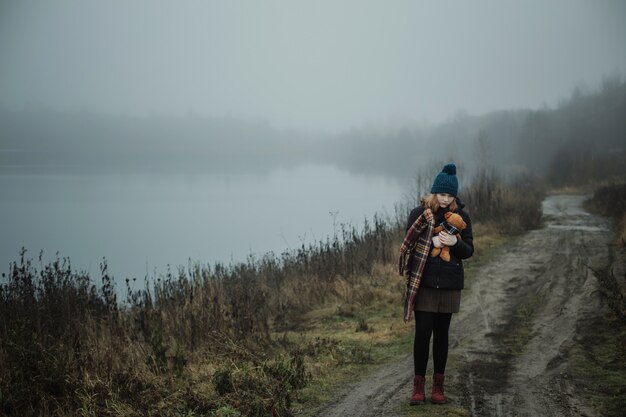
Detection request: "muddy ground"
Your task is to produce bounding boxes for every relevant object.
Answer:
[312,194,615,417]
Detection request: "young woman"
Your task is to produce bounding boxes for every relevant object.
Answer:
[404,163,474,405]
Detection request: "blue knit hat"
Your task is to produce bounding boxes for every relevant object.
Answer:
[430,163,458,197]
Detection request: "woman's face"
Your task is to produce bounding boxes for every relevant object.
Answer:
[436,193,455,208]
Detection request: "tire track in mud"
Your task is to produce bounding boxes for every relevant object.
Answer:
[312,354,414,417]
[311,195,610,417]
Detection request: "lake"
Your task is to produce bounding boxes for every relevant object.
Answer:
[0,164,406,290]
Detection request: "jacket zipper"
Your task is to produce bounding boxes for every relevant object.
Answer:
[436,257,441,288]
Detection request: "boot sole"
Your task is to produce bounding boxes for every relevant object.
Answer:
[409,400,425,406]
[430,399,446,404]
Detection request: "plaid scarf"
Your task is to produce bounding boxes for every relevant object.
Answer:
[441,220,459,235]
[398,208,435,322]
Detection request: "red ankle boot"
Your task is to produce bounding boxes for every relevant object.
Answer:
[431,373,446,404]
[410,375,425,405]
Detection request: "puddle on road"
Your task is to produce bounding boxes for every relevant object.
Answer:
[541,195,591,217]
[546,224,609,232]
[541,194,609,232]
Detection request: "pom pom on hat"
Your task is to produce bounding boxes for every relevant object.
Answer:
[431,163,459,197]
[441,163,456,176]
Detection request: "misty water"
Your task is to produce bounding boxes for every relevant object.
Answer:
[1,164,405,291]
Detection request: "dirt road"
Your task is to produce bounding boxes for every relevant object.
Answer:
[313,194,611,417]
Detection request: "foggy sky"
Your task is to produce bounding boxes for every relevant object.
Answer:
[1,0,625,132]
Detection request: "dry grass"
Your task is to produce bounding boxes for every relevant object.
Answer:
[583,182,626,246]
[463,168,544,234]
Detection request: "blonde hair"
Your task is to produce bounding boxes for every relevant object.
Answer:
[422,194,458,213]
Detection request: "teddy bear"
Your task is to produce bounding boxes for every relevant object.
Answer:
[430,212,467,262]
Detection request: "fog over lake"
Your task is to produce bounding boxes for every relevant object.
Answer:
[0,165,404,287]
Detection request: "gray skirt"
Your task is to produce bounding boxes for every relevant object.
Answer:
[414,287,461,313]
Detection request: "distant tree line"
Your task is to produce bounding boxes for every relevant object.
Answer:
[1,75,624,184]
[325,75,626,185]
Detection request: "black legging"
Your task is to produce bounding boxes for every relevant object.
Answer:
[413,311,452,376]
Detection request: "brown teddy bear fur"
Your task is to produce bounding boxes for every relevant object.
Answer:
[430,212,467,262]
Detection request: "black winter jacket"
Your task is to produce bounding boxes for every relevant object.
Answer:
[405,201,474,290]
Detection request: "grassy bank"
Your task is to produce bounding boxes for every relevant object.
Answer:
[1,219,397,417]
[0,171,543,417]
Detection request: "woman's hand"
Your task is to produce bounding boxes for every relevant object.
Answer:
[432,235,444,248]
[439,231,458,246]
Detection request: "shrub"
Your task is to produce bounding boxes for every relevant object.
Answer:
[463,168,544,233]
